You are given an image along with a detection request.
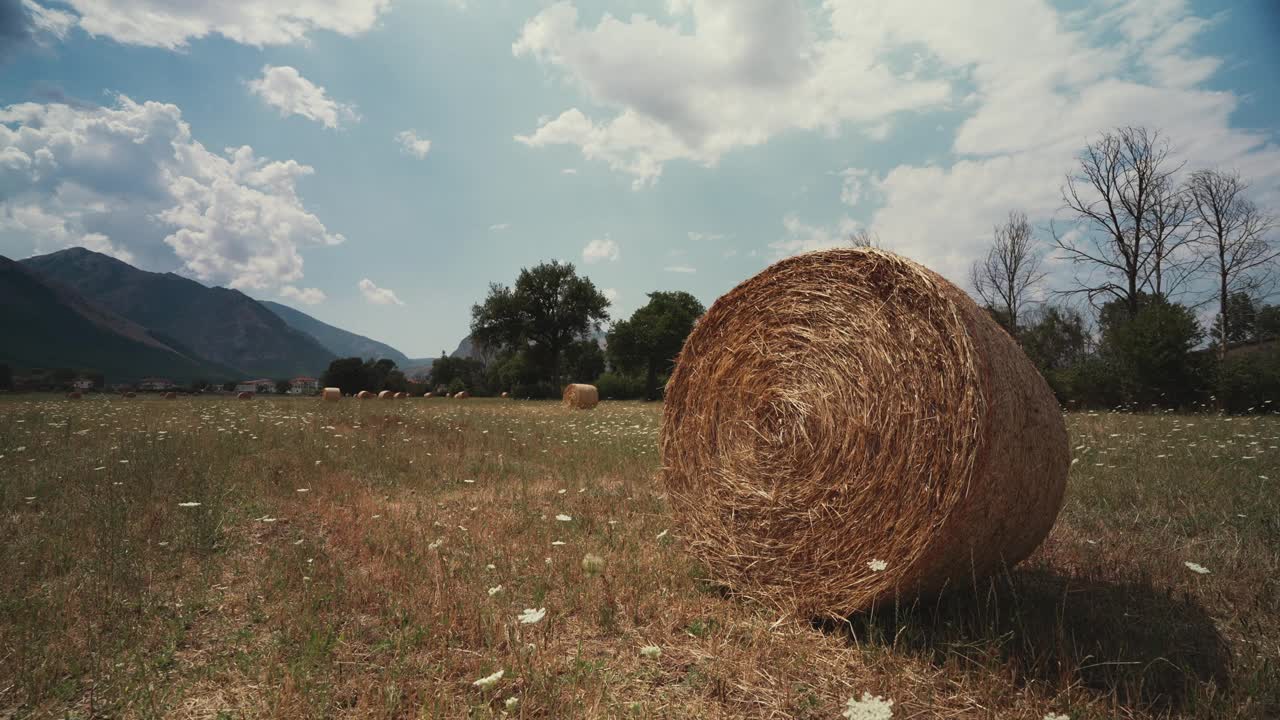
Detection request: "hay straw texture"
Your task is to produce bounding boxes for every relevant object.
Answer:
[357,391,373,399]
[562,384,599,410]
[660,248,1069,617]
[322,387,341,402]
[236,391,253,400]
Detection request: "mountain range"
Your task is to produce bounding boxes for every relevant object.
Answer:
[2,247,433,383]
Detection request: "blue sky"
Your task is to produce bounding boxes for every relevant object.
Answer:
[1,0,1278,358]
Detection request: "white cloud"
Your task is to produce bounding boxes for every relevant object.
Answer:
[664,265,696,274]
[512,1,951,186]
[561,168,578,174]
[582,235,619,263]
[770,214,859,258]
[602,287,619,303]
[358,277,404,306]
[279,285,326,305]
[687,231,725,242]
[52,0,392,49]
[247,66,358,129]
[1,202,134,263]
[0,95,343,292]
[838,168,874,206]
[488,222,509,231]
[396,129,432,159]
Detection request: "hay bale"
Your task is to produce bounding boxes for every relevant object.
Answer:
[66,391,82,399]
[237,391,254,400]
[322,387,341,401]
[454,391,470,399]
[660,248,1068,617]
[378,390,393,399]
[424,392,435,398]
[501,391,510,398]
[357,390,373,399]
[163,391,177,400]
[562,384,598,410]
[124,391,136,398]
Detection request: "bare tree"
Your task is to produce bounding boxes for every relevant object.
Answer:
[1187,169,1278,359]
[1055,127,1184,317]
[970,210,1046,335]
[1142,173,1199,298]
[849,228,880,247]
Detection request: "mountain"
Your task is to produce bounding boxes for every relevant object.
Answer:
[21,248,335,378]
[0,256,237,382]
[448,329,608,361]
[261,300,411,366]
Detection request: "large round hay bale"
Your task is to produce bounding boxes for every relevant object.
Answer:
[357,390,373,399]
[562,383,598,410]
[378,390,393,399]
[237,391,254,400]
[322,387,341,402]
[124,391,136,398]
[454,391,470,399]
[660,248,1069,617]
[163,391,177,400]
[500,391,510,398]
[424,392,435,398]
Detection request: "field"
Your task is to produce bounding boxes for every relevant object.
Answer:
[1,396,1277,719]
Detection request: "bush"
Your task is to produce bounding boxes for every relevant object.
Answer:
[594,372,646,400]
[511,381,559,400]
[1216,344,1280,413]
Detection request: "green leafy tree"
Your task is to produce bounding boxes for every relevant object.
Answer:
[471,261,611,388]
[322,357,366,395]
[431,354,487,394]
[1257,304,1280,342]
[1019,305,1090,403]
[221,381,237,392]
[607,291,705,400]
[1211,292,1259,349]
[564,339,605,383]
[0,363,11,391]
[1098,294,1204,407]
[275,379,292,395]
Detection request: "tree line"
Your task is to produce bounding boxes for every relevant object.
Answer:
[972,126,1278,412]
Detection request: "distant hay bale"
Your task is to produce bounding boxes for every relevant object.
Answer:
[322,387,341,401]
[237,391,254,400]
[500,391,510,398]
[378,390,393,399]
[66,391,82,399]
[424,392,435,398]
[124,391,136,398]
[163,391,177,400]
[454,391,470,399]
[395,392,407,399]
[660,248,1069,617]
[562,384,598,410]
[357,390,373,399]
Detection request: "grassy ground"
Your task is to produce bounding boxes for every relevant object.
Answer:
[0,396,1276,719]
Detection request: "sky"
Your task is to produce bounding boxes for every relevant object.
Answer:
[1,0,1278,358]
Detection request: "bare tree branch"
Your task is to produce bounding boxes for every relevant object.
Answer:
[970,210,1046,334]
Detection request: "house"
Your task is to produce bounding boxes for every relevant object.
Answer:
[289,376,320,394]
[72,378,95,391]
[139,377,175,391]
[235,379,275,394]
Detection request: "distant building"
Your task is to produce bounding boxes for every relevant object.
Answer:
[289,376,319,394]
[139,377,175,391]
[235,379,275,394]
[72,378,95,391]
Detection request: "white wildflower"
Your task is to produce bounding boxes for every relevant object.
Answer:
[867,559,887,572]
[177,501,201,508]
[518,607,546,624]
[655,529,668,541]
[556,514,572,522]
[472,669,503,689]
[842,692,893,720]
[428,538,444,550]
[504,696,519,711]
[488,585,503,596]
[639,645,662,659]
[1184,561,1211,575]
[551,540,566,546]
[1043,714,1070,720]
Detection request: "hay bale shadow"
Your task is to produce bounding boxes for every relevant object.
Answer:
[821,568,1230,713]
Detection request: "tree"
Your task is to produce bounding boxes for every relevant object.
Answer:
[471,261,611,388]
[849,228,881,247]
[322,357,366,395]
[1187,168,1278,361]
[0,363,11,391]
[1056,127,1184,318]
[1020,305,1089,374]
[431,354,486,393]
[275,379,292,395]
[1257,304,1280,342]
[971,210,1045,336]
[607,291,705,400]
[563,338,605,384]
[1210,292,1259,349]
[1142,173,1197,297]
[1098,294,1204,407]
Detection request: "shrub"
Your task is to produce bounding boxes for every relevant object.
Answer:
[594,372,646,400]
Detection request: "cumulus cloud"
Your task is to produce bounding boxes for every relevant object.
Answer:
[0,0,75,61]
[602,287,618,303]
[279,285,326,305]
[247,66,358,129]
[488,222,509,231]
[358,278,404,306]
[664,265,696,274]
[687,231,725,242]
[0,95,343,292]
[582,235,619,263]
[1,202,134,263]
[395,129,432,159]
[50,0,392,49]
[512,0,951,186]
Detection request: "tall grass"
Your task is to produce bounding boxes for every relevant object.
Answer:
[0,397,1275,718]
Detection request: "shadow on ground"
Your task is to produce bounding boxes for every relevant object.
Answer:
[821,568,1231,714]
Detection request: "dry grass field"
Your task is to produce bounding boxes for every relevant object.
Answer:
[1,396,1277,719]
